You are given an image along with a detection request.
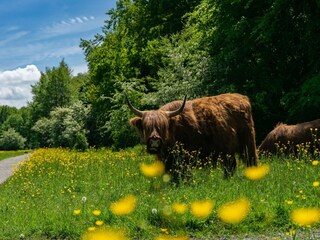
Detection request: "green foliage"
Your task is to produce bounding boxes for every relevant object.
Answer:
[0,128,26,150]
[30,60,74,121]
[32,102,90,150]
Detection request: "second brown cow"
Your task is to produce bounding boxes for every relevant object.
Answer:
[126,93,258,177]
[258,119,320,155]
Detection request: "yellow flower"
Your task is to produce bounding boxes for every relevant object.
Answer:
[218,198,250,224]
[312,160,319,166]
[73,209,81,215]
[190,199,214,219]
[82,228,128,240]
[172,203,188,214]
[244,164,270,180]
[140,161,165,177]
[95,220,104,226]
[87,227,96,232]
[93,210,101,216]
[110,195,137,215]
[291,208,320,226]
[160,228,169,234]
[313,181,320,187]
[285,200,293,205]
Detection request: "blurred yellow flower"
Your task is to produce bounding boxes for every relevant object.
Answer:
[313,181,319,187]
[87,227,96,232]
[172,202,188,214]
[244,164,270,180]
[140,161,165,177]
[95,220,104,226]
[190,199,214,219]
[218,198,250,224]
[285,200,293,205]
[93,210,101,216]
[160,228,169,234]
[82,228,128,240]
[73,209,81,215]
[110,195,137,215]
[312,160,319,166]
[291,208,320,226]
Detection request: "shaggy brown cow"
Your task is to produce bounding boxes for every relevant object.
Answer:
[258,119,320,155]
[126,93,258,177]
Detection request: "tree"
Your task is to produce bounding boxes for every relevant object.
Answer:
[30,60,73,122]
[81,0,201,147]
[32,101,90,150]
[0,128,26,150]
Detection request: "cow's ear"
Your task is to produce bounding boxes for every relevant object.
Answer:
[129,117,143,133]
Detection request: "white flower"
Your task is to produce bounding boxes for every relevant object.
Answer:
[152,208,157,214]
[82,196,87,203]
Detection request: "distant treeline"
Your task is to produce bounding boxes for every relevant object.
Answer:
[1,0,320,150]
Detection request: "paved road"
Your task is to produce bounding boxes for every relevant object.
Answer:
[0,154,30,184]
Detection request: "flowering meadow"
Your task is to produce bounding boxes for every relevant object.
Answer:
[0,147,319,239]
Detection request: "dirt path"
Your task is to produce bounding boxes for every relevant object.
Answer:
[0,154,30,184]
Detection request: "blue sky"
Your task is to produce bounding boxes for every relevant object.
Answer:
[0,0,117,108]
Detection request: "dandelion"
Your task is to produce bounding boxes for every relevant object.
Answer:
[313,181,319,187]
[82,196,87,203]
[152,208,158,214]
[244,164,269,180]
[140,161,165,177]
[163,174,171,183]
[95,220,104,226]
[110,195,137,215]
[218,198,250,224]
[285,200,294,205]
[190,199,214,219]
[82,228,128,240]
[172,202,188,214]
[88,227,96,231]
[312,160,319,166]
[93,210,101,216]
[291,208,320,226]
[73,209,81,215]
[160,228,169,234]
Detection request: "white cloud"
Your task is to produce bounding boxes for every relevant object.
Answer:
[0,31,29,47]
[41,15,101,38]
[0,65,41,84]
[0,65,41,108]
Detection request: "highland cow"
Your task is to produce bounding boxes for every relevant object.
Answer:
[258,119,320,155]
[126,93,259,177]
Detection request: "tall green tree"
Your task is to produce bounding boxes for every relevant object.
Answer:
[81,0,201,147]
[30,60,73,122]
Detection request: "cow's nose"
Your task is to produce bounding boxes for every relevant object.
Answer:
[149,138,161,148]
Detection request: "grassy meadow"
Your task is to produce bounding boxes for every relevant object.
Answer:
[0,146,319,239]
[0,150,30,161]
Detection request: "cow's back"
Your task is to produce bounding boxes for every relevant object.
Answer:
[161,93,254,154]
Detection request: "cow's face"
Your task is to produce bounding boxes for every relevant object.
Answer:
[130,111,169,154]
[125,94,186,154]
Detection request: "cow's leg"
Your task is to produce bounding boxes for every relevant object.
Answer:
[222,154,237,178]
[241,126,258,167]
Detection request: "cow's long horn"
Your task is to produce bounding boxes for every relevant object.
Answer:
[166,96,187,117]
[125,93,144,117]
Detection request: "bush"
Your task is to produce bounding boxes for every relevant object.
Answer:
[0,128,26,150]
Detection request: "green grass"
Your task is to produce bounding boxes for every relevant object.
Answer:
[0,150,29,161]
[0,146,319,239]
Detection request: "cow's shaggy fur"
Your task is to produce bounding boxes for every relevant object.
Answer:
[258,119,320,155]
[128,93,259,177]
